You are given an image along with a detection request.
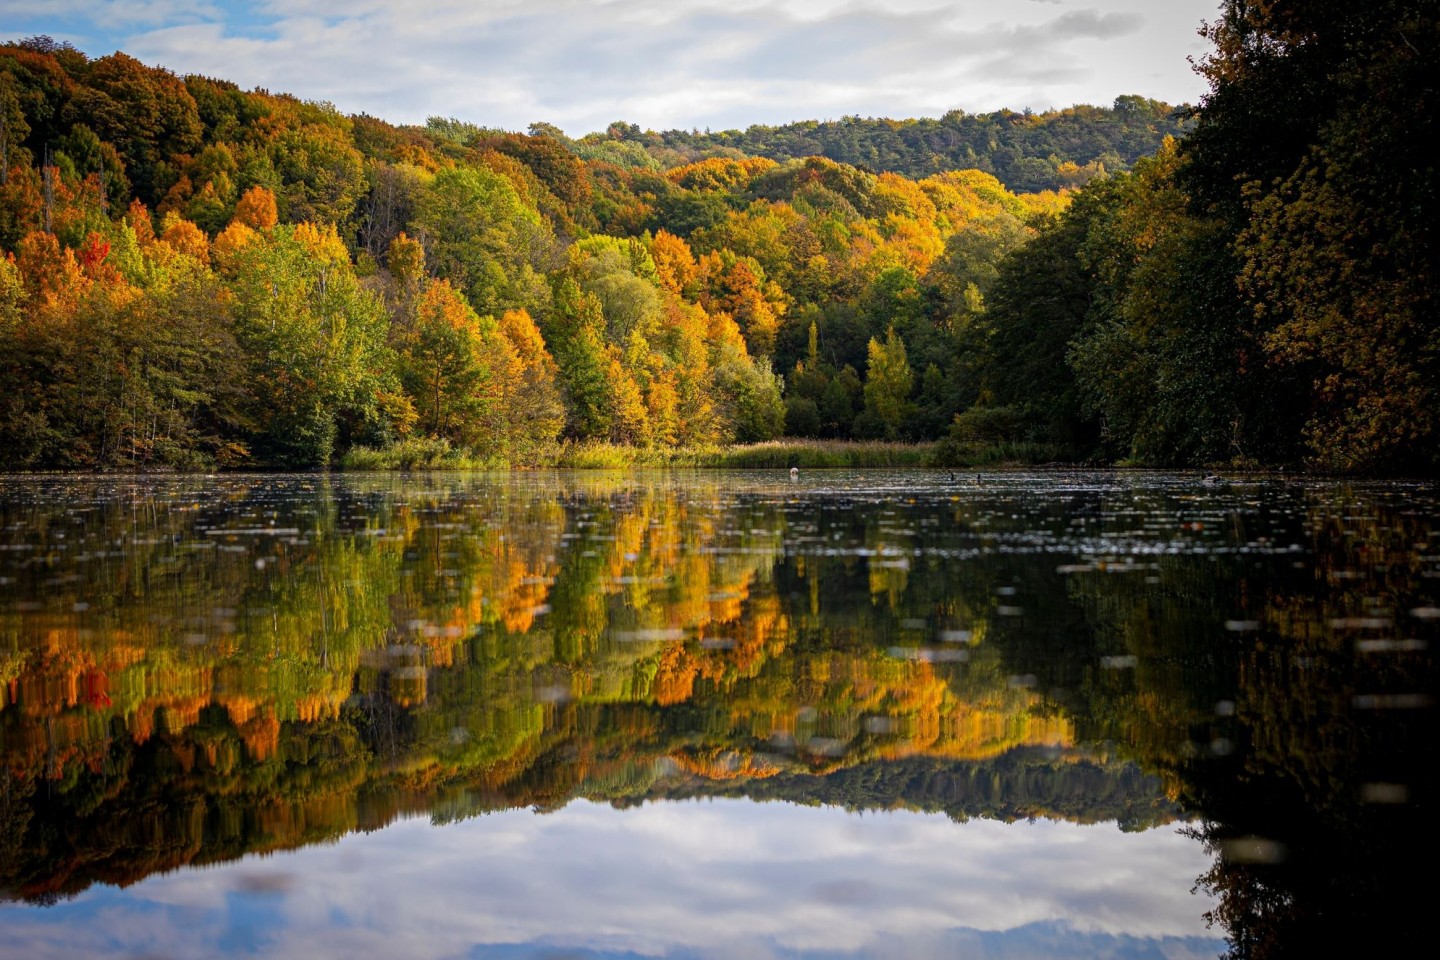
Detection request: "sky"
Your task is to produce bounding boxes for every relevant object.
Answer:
[2,0,1221,136]
[0,798,1226,959]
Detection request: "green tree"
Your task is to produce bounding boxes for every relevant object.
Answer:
[1066,144,1268,465]
[412,164,555,320]
[569,237,664,341]
[269,107,366,226]
[229,222,393,466]
[969,205,1096,451]
[543,277,612,439]
[713,345,785,443]
[861,325,913,439]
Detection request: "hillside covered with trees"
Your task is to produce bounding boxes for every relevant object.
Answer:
[568,96,1189,193]
[0,0,1434,475]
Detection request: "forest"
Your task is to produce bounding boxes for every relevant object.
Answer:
[0,0,1435,475]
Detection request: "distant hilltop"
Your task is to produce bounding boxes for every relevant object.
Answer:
[520,95,1193,194]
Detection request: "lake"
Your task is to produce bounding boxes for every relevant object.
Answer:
[0,469,1434,959]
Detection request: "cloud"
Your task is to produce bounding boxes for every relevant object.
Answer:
[0,0,223,31]
[0,799,1226,959]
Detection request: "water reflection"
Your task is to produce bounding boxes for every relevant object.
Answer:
[0,470,1435,958]
[0,801,1220,960]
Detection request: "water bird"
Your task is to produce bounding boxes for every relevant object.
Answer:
[1202,473,1222,486]
[789,466,799,480]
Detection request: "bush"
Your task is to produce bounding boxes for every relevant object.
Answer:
[784,396,821,437]
[948,405,1028,443]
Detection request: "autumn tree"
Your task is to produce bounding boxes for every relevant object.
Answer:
[395,278,518,449]
[228,221,394,466]
[860,326,914,439]
[496,307,566,461]
[61,52,203,204]
[1180,0,1438,472]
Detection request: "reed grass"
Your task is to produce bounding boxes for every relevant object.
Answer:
[341,436,1094,471]
[343,437,951,470]
[340,437,506,470]
[924,437,1071,468]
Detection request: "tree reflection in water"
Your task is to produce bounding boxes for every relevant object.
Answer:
[0,471,1434,957]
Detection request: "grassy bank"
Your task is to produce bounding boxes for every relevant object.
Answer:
[342,438,941,470]
[339,437,1088,471]
[342,437,1105,472]
[339,438,512,470]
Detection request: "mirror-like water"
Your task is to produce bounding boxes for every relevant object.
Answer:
[0,469,1434,959]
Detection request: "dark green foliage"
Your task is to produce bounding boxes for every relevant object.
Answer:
[650,190,729,238]
[543,278,613,440]
[0,272,249,470]
[651,99,1191,192]
[1174,1,1439,473]
[967,206,1097,453]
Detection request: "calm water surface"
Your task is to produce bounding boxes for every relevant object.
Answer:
[0,469,1435,959]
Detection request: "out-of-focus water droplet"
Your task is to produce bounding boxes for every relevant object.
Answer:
[1356,638,1427,653]
[1360,782,1409,804]
[1353,693,1431,709]
[805,736,846,757]
[534,684,569,704]
[1220,837,1286,864]
[1329,617,1393,630]
[863,716,895,735]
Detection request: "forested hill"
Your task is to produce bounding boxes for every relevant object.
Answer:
[0,35,1089,471]
[596,96,1191,192]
